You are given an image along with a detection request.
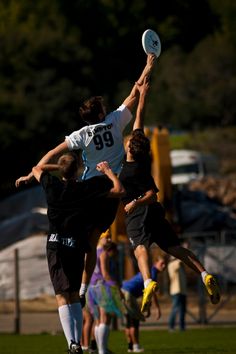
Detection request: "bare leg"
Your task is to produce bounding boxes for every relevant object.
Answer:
[125,327,132,344]
[82,308,94,348]
[130,326,140,345]
[134,245,152,281]
[81,228,101,285]
[167,245,205,274]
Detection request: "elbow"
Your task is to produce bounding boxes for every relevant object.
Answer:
[109,186,126,198]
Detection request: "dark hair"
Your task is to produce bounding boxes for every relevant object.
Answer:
[129,129,151,161]
[57,152,79,179]
[79,96,104,124]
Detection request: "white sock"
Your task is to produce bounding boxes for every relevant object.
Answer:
[133,343,141,350]
[58,304,74,347]
[94,325,100,350]
[144,278,152,288]
[98,323,108,354]
[79,283,88,296]
[201,271,208,283]
[70,302,83,344]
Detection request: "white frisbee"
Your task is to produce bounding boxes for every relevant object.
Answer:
[142,29,161,58]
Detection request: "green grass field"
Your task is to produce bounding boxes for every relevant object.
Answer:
[1,327,236,354]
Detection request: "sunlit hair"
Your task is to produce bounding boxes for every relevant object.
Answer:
[79,96,104,124]
[57,152,79,179]
[100,229,111,239]
[129,129,151,161]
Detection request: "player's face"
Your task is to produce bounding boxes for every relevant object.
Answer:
[125,138,131,154]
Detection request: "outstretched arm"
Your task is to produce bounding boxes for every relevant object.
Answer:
[15,141,68,187]
[136,53,156,86]
[122,54,156,112]
[133,76,150,131]
[32,163,60,182]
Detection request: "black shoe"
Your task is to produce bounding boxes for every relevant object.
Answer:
[89,339,97,350]
[68,341,83,354]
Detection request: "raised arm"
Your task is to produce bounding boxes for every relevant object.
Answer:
[132,76,150,131]
[122,54,156,112]
[136,53,156,86]
[32,163,60,182]
[15,141,68,187]
[96,161,126,198]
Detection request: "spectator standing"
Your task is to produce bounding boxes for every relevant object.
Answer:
[168,257,187,332]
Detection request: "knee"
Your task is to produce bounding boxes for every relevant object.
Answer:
[134,244,148,257]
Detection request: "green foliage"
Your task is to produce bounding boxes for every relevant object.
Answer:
[1,0,236,198]
[169,133,191,150]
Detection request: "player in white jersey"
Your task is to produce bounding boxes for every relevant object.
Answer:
[15,54,156,186]
[66,102,133,180]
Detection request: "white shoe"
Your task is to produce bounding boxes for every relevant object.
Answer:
[133,348,144,353]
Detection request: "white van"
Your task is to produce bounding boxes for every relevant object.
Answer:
[170,149,218,186]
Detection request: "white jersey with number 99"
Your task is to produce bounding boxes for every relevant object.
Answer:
[65,104,132,180]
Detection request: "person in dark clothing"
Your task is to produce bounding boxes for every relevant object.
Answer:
[119,78,221,316]
[32,152,125,354]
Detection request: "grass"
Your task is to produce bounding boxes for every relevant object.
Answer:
[0,327,236,354]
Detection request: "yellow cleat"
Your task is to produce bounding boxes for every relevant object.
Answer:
[141,280,158,313]
[204,274,221,304]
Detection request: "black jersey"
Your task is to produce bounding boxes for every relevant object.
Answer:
[119,157,158,204]
[40,172,112,239]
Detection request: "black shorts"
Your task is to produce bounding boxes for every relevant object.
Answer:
[125,314,140,329]
[47,245,85,294]
[96,198,120,232]
[125,202,180,251]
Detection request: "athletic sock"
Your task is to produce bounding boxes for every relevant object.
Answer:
[94,325,100,352]
[133,343,141,351]
[79,283,88,296]
[58,304,75,347]
[201,271,208,283]
[144,278,152,288]
[98,323,108,354]
[70,302,83,344]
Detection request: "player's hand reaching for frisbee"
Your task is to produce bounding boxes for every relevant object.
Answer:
[147,53,156,69]
[136,54,156,86]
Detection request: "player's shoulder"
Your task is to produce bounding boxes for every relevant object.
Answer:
[106,104,128,118]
